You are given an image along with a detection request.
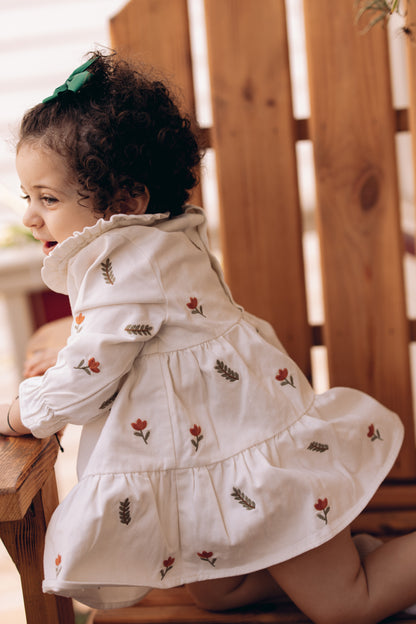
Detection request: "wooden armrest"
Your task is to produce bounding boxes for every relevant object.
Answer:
[0,435,59,522]
[0,317,75,623]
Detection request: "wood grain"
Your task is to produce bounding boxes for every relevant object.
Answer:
[204,0,311,373]
[0,435,59,521]
[303,0,416,477]
[89,587,311,623]
[0,470,74,623]
[405,0,416,230]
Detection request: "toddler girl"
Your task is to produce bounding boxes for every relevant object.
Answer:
[1,51,415,624]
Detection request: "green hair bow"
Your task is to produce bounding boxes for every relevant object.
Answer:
[42,57,96,103]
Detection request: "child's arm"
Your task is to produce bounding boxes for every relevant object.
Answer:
[18,237,167,439]
[0,398,31,436]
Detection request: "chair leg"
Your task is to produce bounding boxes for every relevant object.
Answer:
[0,470,74,624]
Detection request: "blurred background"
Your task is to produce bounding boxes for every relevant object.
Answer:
[0,0,415,622]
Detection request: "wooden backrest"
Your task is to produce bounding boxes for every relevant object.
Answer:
[109,0,416,479]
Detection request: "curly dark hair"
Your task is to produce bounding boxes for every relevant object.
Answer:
[18,51,202,217]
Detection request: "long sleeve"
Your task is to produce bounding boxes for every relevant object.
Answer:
[20,232,167,438]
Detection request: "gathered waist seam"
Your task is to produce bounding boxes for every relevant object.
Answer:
[141,311,247,357]
[80,395,316,480]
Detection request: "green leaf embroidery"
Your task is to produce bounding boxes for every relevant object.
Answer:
[317,507,330,524]
[307,441,329,453]
[191,436,203,451]
[134,430,151,444]
[124,324,153,336]
[215,360,239,382]
[231,487,256,510]
[99,390,119,410]
[101,257,116,285]
[119,498,131,525]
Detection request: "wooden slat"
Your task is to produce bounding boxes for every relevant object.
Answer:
[89,587,311,623]
[352,508,416,537]
[303,0,416,477]
[109,0,202,206]
[367,482,416,509]
[405,0,416,231]
[88,585,416,623]
[204,0,311,374]
[202,108,410,147]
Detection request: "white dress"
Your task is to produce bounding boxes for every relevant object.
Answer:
[19,207,403,609]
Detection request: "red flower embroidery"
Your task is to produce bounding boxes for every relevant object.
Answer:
[160,556,175,579]
[88,358,100,373]
[367,424,383,441]
[131,419,150,444]
[187,297,198,310]
[190,424,203,451]
[315,498,330,524]
[276,368,288,381]
[190,424,201,436]
[276,368,295,388]
[186,297,206,318]
[197,551,217,566]
[74,357,101,375]
[314,498,328,511]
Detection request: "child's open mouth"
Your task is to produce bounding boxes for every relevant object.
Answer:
[43,241,58,255]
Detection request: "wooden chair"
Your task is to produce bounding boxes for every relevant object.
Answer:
[4,0,416,622]
[0,317,75,624]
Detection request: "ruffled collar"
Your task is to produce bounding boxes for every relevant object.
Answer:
[42,206,205,293]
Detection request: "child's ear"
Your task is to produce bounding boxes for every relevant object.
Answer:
[115,187,150,215]
[133,187,150,214]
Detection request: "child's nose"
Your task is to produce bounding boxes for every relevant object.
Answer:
[22,204,42,229]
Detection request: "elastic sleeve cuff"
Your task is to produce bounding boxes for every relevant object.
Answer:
[19,377,68,438]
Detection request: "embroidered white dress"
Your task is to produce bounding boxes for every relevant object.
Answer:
[19,207,403,609]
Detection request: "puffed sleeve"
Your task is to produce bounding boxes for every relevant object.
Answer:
[19,232,167,438]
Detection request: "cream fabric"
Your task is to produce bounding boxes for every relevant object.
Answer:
[19,207,403,609]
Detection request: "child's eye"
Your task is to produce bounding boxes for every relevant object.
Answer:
[20,194,29,202]
[41,196,58,206]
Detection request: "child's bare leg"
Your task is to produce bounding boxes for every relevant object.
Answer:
[186,568,282,610]
[269,527,416,624]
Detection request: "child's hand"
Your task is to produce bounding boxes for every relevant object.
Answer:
[23,347,59,378]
